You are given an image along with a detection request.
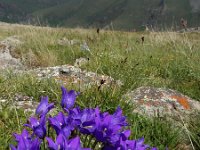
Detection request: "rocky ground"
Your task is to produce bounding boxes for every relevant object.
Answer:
[0,35,200,123]
[0,35,122,112]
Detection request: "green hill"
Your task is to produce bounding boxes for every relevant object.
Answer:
[0,0,199,30]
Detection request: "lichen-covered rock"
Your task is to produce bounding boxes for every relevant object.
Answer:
[124,86,200,117]
[1,36,22,47]
[0,95,38,113]
[0,36,23,70]
[14,100,38,113]
[31,65,122,91]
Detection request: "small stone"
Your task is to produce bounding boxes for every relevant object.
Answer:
[74,57,89,67]
[80,42,90,51]
[14,93,33,101]
[59,67,71,75]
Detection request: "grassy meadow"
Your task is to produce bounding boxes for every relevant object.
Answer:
[0,23,200,149]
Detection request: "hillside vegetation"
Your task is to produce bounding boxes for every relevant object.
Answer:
[0,0,199,30]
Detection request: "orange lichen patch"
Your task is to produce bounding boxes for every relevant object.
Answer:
[146,96,150,99]
[152,101,160,107]
[0,44,6,49]
[139,99,144,104]
[54,76,72,84]
[159,92,164,97]
[146,102,151,107]
[171,95,190,110]
[139,100,153,107]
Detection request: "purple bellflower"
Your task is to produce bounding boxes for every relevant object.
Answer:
[24,115,46,139]
[70,107,96,134]
[94,107,128,143]
[10,129,41,150]
[110,106,128,127]
[46,133,90,150]
[49,112,74,138]
[108,130,131,146]
[94,109,112,142]
[120,138,149,150]
[61,86,78,110]
[35,96,54,117]
[13,129,31,143]
[10,86,158,150]
[103,135,154,150]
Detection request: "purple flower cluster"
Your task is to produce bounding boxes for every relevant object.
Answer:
[10,86,157,150]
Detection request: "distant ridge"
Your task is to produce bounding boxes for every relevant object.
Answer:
[0,0,199,30]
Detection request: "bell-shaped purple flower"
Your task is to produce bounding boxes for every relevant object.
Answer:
[125,137,151,150]
[67,136,91,150]
[70,108,96,134]
[109,130,131,146]
[94,110,112,142]
[35,96,54,117]
[49,112,65,134]
[118,138,152,150]
[94,107,128,143]
[103,136,154,150]
[13,129,31,142]
[24,115,46,139]
[110,106,128,127]
[10,129,41,150]
[46,133,90,150]
[10,138,41,150]
[134,137,150,149]
[49,112,73,138]
[61,86,78,110]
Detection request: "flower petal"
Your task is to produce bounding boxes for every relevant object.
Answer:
[46,137,58,150]
[61,86,77,110]
[36,96,48,115]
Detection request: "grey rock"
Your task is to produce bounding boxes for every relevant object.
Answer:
[1,36,22,48]
[0,36,23,70]
[0,95,38,113]
[31,65,122,91]
[124,86,200,118]
[14,100,38,113]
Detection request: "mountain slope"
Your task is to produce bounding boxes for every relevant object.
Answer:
[0,0,199,30]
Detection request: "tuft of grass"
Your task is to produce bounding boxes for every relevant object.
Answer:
[187,113,200,149]
[0,104,28,149]
[129,115,182,150]
[0,71,60,101]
